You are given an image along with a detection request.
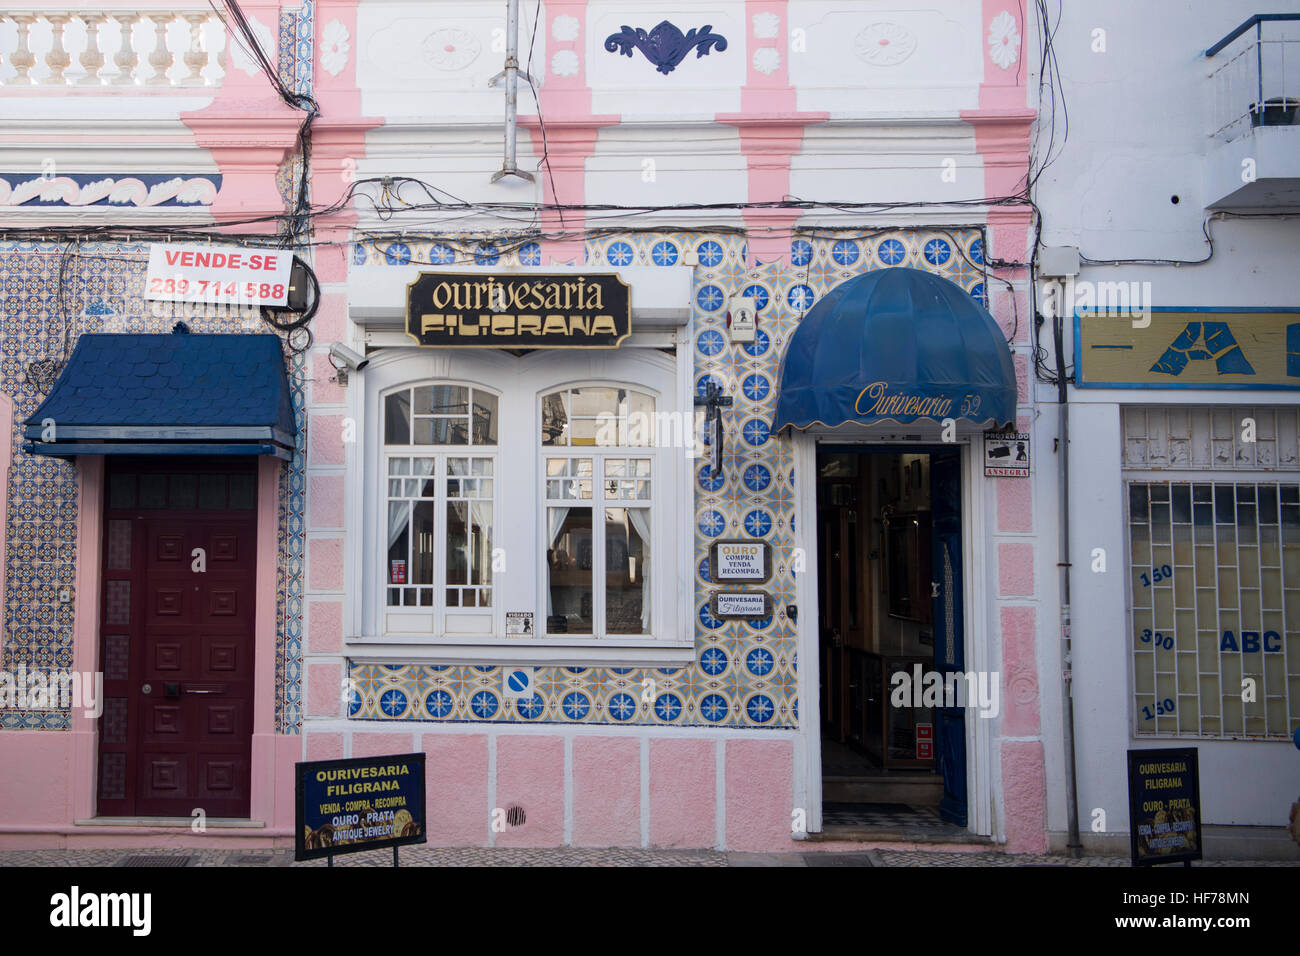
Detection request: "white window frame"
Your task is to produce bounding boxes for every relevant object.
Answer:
[538,383,660,642]
[345,345,694,666]
[379,381,499,638]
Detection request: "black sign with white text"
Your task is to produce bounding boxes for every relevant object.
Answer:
[406,272,631,348]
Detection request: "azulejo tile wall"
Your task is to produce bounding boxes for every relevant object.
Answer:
[0,241,307,733]
[344,227,987,727]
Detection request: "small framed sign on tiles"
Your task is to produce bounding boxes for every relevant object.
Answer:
[710,590,771,620]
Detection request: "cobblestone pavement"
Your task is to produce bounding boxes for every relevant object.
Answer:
[0,846,1295,867]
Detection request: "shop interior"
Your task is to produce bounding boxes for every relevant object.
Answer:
[816,447,966,832]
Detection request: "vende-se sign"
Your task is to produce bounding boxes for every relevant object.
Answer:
[145,242,292,306]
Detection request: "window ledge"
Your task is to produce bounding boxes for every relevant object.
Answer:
[344,638,696,668]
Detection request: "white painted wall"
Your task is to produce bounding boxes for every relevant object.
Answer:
[1030,1,1300,839]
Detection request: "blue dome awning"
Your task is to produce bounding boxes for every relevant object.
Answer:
[772,267,1016,431]
[24,332,296,460]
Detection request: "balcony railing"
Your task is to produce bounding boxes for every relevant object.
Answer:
[1207,14,1300,142]
[0,9,228,88]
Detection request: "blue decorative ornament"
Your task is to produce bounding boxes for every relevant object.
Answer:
[654,693,683,722]
[696,240,725,266]
[516,694,546,720]
[562,691,591,720]
[604,21,728,75]
[608,692,638,721]
[424,689,453,718]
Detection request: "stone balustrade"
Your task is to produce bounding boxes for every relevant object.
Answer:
[0,9,228,87]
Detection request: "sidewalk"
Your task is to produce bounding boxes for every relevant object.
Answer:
[1,846,1296,867]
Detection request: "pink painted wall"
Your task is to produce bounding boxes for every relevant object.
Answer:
[649,738,716,848]
[1000,607,1041,738]
[725,739,793,851]
[495,735,565,847]
[179,0,303,232]
[423,733,489,846]
[716,1,828,265]
[572,736,640,847]
[1002,740,1048,853]
[521,0,619,265]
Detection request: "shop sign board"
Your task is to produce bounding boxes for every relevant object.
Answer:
[406,272,631,347]
[1076,309,1300,389]
[1126,747,1203,867]
[145,242,292,306]
[295,753,427,862]
[710,590,771,620]
[710,540,770,582]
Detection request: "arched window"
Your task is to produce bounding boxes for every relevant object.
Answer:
[382,384,498,616]
[540,386,656,638]
[353,347,691,663]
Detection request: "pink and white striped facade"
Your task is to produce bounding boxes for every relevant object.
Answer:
[0,0,1047,853]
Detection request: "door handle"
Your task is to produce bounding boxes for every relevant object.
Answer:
[185,688,221,695]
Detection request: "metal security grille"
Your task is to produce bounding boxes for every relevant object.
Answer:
[1123,407,1300,741]
[1122,406,1299,471]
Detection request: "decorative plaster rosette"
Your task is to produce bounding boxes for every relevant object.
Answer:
[988,10,1020,70]
[752,12,780,39]
[552,49,579,78]
[552,14,580,42]
[230,16,275,77]
[753,47,781,76]
[422,27,481,71]
[320,19,350,77]
[854,22,917,66]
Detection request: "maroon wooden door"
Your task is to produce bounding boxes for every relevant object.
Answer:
[97,460,258,819]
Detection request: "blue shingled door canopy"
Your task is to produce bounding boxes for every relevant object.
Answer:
[23,333,296,461]
[771,267,1016,431]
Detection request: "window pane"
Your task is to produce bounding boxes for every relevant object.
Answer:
[627,391,655,446]
[1130,479,1300,740]
[444,457,493,607]
[385,391,411,444]
[569,417,603,447]
[472,391,498,445]
[139,474,167,509]
[416,385,468,415]
[411,501,435,584]
[415,417,469,445]
[169,474,197,509]
[572,387,619,418]
[541,391,568,445]
[229,474,256,510]
[446,501,468,585]
[109,473,136,509]
[387,501,409,601]
[606,508,650,634]
[198,474,226,509]
[547,508,592,634]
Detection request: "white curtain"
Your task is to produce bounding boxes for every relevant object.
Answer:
[472,500,492,586]
[388,501,408,554]
[545,507,570,616]
[627,509,652,632]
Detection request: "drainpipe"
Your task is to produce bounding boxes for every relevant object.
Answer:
[490,0,536,184]
[1053,281,1083,857]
